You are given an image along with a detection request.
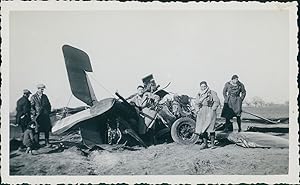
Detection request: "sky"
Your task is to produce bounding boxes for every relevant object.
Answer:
[9,9,289,111]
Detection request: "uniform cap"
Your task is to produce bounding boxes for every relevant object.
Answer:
[37,83,46,89]
[231,75,239,80]
[137,85,144,89]
[23,89,32,94]
[200,81,207,86]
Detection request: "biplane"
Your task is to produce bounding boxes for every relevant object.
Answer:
[51,45,199,148]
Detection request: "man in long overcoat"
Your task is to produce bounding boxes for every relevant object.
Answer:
[30,84,52,146]
[221,75,246,132]
[16,89,32,132]
[195,81,220,149]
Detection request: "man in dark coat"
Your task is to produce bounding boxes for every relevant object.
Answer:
[30,84,52,146]
[16,89,32,133]
[221,75,246,132]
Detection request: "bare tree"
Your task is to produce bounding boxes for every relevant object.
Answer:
[251,96,266,107]
[243,99,252,107]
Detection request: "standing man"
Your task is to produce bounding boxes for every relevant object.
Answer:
[30,84,52,146]
[195,81,220,149]
[221,75,246,132]
[16,89,32,133]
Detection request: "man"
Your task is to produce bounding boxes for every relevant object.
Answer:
[129,85,160,135]
[195,81,220,149]
[129,85,160,110]
[16,89,32,133]
[221,75,246,132]
[23,121,37,154]
[129,85,147,109]
[30,84,52,146]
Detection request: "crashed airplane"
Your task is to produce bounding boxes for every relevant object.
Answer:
[52,45,199,148]
[52,45,288,149]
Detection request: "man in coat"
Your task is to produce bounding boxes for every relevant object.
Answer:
[221,75,246,132]
[195,81,220,149]
[16,89,32,133]
[30,84,52,146]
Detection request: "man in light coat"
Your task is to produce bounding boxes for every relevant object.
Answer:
[195,81,220,149]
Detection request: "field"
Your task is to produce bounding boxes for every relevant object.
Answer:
[215,105,289,119]
[242,105,289,119]
[9,105,289,176]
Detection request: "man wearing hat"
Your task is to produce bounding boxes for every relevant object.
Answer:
[221,75,246,132]
[16,89,32,133]
[30,84,52,146]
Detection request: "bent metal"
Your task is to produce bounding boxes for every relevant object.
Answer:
[52,45,199,148]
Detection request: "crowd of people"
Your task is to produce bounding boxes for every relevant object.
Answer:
[15,74,246,153]
[15,84,52,154]
[128,74,246,149]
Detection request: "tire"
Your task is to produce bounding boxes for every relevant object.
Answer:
[171,117,199,145]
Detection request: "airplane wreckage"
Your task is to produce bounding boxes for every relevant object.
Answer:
[51,45,288,150]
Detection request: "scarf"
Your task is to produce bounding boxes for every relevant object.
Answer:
[197,87,210,103]
[230,80,238,86]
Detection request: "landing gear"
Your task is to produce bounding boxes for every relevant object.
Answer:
[171,117,199,145]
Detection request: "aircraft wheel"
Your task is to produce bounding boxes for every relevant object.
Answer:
[171,117,199,145]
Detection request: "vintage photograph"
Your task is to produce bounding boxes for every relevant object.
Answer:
[1,1,298,184]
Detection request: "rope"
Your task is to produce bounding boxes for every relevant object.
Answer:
[57,94,73,121]
[88,73,115,98]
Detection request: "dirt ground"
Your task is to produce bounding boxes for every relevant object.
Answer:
[10,141,288,175]
[10,129,288,176]
[9,105,289,176]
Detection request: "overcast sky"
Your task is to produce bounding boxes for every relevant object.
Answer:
[9,9,289,111]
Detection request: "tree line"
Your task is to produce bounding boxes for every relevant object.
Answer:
[242,96,289,107]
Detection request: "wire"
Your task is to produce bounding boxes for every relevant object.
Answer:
[88,73,115,98]
[66,94,73,107]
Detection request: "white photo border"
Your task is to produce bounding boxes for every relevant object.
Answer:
[1,1,298,184]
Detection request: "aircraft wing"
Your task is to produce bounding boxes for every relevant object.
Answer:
[216,131,288,148]
[52,98,115,135]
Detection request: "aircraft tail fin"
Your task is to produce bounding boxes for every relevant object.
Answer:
[62,45,97,106]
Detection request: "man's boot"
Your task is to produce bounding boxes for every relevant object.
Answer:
[45,131,52,147]
[224,119,233,132]
[224,119,229,132]
[210,132,216,149]
[45,138,49,146]
[199,132,208,150]
[237,116,242,132]
[34,132,40,147]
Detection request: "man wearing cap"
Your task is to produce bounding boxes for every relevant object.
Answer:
[16,89,32,133]
[221,75,246,132]
[30,84,52,146]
